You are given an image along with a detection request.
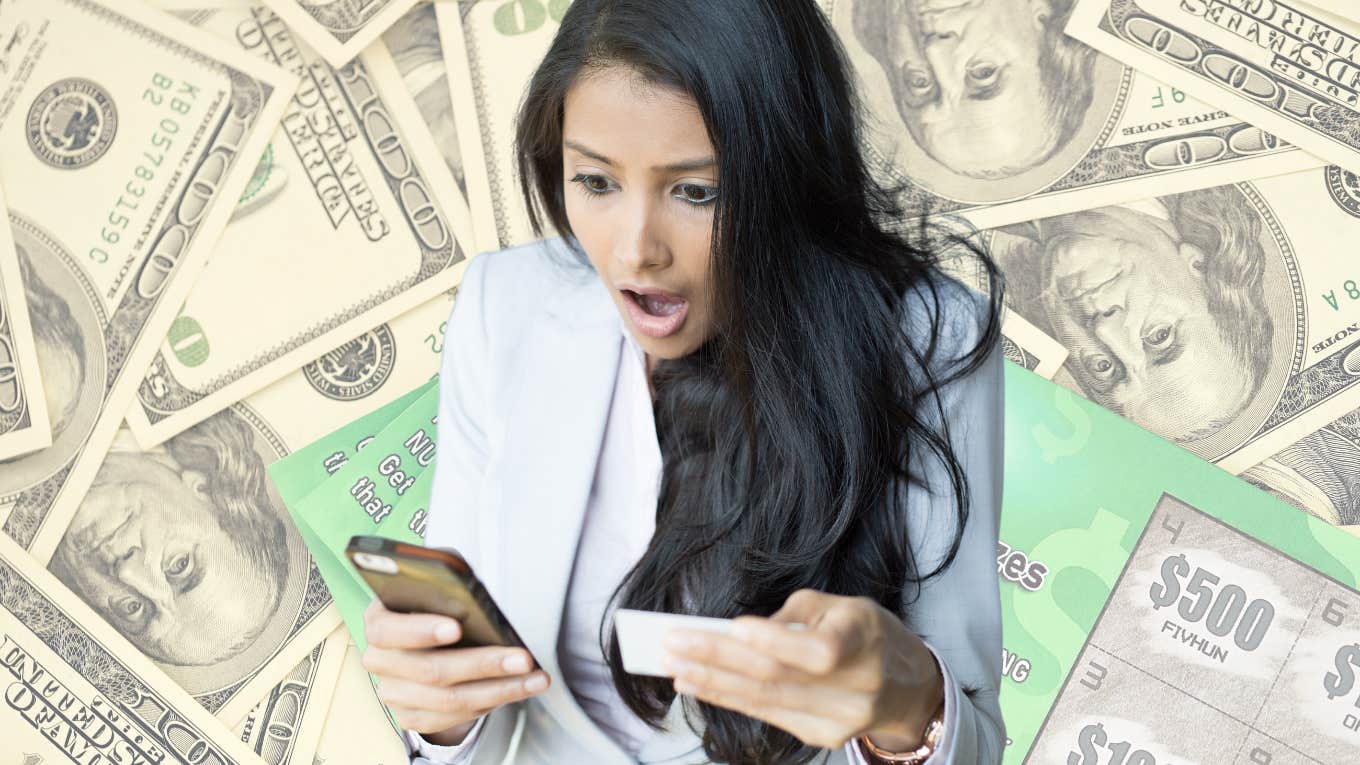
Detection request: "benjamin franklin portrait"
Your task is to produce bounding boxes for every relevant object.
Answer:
[992,186,1273,445]
[0,225,105,498]
[14,243,84,444]
[850,0,1097,180]
[49,409,300,670]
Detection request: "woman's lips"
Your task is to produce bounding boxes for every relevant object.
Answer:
[621,288,689,338]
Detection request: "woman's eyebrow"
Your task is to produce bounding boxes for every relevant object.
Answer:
[564,139,715,171]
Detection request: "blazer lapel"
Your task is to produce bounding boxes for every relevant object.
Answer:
[490,262,635,762]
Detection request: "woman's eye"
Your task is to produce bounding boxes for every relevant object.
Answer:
[674,183,718,206]
[569,173,613,196]
[1144,324,1174,350]
[967,63,1000,86]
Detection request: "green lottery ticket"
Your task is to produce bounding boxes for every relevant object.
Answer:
[288,383,442,646]
[268,377,435,508]
[267,379,435,648]
[999,363,1360,764]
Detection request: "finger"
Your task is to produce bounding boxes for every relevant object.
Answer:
[768,588,833,625]
[735,599,875,675]
[374,673,548,717]
[729,616,845,675]
[667,654,815,715]
[427,668,551,711]
[662,629,818,685]
[363,644,536,686]
[364,605,462,650]
[376,676,494,719]
[672,668,863,749]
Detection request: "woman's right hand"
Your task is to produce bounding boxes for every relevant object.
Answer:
[361,599,552,746]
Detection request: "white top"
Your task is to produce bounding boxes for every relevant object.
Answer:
[408,325,957,764]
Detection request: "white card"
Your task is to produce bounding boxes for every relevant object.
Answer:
[612,608,805,677]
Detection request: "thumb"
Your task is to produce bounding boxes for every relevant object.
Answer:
[769,588,834,628]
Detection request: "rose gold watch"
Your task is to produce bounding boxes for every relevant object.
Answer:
[857,698,946,764]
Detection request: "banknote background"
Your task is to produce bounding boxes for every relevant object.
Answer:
[0,0,1356,763]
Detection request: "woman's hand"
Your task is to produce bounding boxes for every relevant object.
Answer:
[660,588,943,752]
[361,600,552,746]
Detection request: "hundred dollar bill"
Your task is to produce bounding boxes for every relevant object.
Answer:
[986,166,1360,475]
[932,221,1070,378]
[32,289,454,726]
[314,639,410,764]
[444,0,559,252]
[148,0,254,8]
[999,311,1068,379]
[260,0,423,68]
[824,0,1321,231]
[0,0,292,559]
[0,186,51,462]
[127,6,475,448]
[1241,405,1360,531]
[231,629,347,765]
[380,2,471,201]
[1300,0,1359,23]
[1067,0,1360,176]
[0,530,266,764]
[997,367,1360,763]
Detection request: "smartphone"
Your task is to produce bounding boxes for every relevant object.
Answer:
[346,535,539,668]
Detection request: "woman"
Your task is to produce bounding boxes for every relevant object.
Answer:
[362,1,1006,763]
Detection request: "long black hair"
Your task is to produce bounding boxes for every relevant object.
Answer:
[514,1,1004,762]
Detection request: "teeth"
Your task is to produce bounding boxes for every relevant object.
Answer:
[641,294,684,316]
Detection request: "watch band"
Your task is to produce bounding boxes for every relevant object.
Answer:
[857,698,946,764]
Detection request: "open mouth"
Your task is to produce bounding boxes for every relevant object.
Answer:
[621,289,689,338]
[625,289,686,316]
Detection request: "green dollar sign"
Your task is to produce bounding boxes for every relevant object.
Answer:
[1014,508,1130,693]
[549,0,572,22]
[494,0,548,36]
[1032,385,1092,464]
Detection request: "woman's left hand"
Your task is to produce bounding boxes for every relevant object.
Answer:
[661,588,944,752]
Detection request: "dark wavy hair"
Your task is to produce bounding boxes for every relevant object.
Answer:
[514,1,1003,761]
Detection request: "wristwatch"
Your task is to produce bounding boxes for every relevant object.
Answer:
[857,698,946,764]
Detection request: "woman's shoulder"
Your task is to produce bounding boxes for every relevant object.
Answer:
[460,235,595,335]
[898,267,998,382]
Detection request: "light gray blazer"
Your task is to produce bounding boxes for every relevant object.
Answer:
[422,236,1006,765]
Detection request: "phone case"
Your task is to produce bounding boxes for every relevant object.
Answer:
[346,536,538,667]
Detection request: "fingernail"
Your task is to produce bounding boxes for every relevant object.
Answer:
[435,622,460,643]
[503,653,530,673]
[525,673,548,691]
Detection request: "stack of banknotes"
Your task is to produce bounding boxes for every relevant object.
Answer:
[1,0,1360,763]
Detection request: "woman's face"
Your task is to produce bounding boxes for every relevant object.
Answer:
[562,65,718,362]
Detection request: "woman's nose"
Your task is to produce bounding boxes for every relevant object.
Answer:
[614,204,671,272]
